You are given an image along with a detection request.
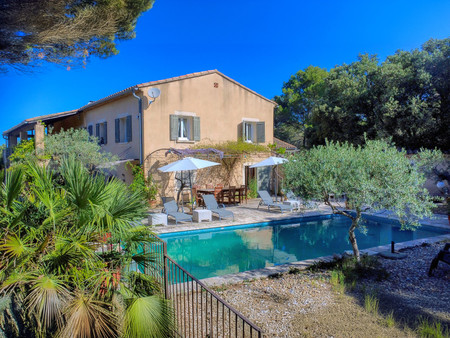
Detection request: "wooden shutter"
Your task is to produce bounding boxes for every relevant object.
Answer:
[170,115,178,140]
[256,122,265,143]
[193,117,200,141]
[115,118,120,143]
[88,125,93,136]
[237,122,243,141]
[126,115,132,142]
[103,122,107,144]
[95,123,100,138]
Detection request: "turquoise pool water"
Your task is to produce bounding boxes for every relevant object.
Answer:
[159,215,449,280]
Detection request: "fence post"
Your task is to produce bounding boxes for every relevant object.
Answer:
[163,241,169,300]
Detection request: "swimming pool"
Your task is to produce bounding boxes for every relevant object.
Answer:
[159,214,449,280]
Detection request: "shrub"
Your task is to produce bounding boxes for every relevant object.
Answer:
[247,177,258,198]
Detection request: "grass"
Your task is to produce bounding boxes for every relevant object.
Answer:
[417,317,449,338]
[364,294,379,315]
[308,254,389,287]
[385,311,395,328]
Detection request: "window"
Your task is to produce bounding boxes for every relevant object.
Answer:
[115,115,132,143]
[95,122,107,144]
[178,117,192,140]
[244,122,254,142]
[170,114,200,142]
[238,121,265,144]
[87,125,93,136]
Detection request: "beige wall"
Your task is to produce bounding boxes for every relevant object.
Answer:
[77,72,275,191]
[141,72,275,160]
[83,95,140,162]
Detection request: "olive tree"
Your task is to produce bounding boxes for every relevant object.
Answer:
[283,139,441,260]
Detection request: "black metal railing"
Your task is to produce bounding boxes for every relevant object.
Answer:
[138,234,262,338]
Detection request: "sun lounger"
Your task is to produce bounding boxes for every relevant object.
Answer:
[162,200,192,224]
[257,190,292,213]
[202,194,234,221]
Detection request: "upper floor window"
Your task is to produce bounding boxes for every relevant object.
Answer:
[95,122,107,145]
[244,122,254,142]
[239,120,265,144]
[115,115,132,143]
[170,114,200,142]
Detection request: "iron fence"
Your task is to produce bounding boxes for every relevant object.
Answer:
[138,234,263,338]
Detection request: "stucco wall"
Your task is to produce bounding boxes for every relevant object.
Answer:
[83,95,140,162]
[141,72,275,160]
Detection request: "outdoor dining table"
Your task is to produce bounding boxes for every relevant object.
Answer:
[197,187,246,204]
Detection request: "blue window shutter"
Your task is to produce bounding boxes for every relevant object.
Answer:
[115,119,120,143]
[256,122,265,143]
[103,122,107,144]
[88,125,93,136]
[170,115,178,140]
[126,115,132,142]
[193,117,200,141]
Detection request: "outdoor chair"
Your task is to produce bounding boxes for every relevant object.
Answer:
[162,200,193,225]
[202,194,234,221]
[428,243,450,276]
[286,191,318,210]
[257,190,292,213]
[240,185,248,204]
[191,187,203,208]
[214,186,224,204]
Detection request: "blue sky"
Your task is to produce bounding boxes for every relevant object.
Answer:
[1,0,449,144]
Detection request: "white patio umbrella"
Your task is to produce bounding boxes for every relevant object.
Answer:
[158,157,220,204]
[250,156,288,201]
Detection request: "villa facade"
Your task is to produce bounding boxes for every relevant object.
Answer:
[3,70,279,200]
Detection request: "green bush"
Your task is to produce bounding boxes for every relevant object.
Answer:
[247,177,258,198]
[128,163,158,201]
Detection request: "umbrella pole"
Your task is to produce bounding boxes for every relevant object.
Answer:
[275,165,278,202]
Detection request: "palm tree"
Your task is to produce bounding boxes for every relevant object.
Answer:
[0,156,174,337]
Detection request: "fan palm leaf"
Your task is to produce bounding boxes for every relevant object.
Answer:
[59,291,117,338]
[2,167,23,210]
[25,274,71,332]
[123,296,174,338]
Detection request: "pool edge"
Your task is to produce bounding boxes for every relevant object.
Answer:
[201,233,450,287]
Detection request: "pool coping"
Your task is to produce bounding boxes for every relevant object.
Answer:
[201,233,450,287]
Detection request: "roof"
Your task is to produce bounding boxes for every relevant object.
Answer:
[79,70,277,112]
[4,70,276,136]
[273,137,298,150]
[3,109,78,136]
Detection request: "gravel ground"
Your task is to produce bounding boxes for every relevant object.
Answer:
[216,241,450,337]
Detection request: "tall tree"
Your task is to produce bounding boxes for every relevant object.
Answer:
[279,38,450,150]
[274,66,328,148]
[0,0,154,72]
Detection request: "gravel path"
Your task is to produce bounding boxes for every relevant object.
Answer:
[216,241,450,337]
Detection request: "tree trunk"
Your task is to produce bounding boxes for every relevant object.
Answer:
[349,208,361,261]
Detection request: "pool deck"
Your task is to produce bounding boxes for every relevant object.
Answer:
[145,199,450,286]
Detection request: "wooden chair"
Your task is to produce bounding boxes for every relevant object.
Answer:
[240,185,247,204]
[191,187,203,208]
[214,186,223,204]
[228,186,237,205]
